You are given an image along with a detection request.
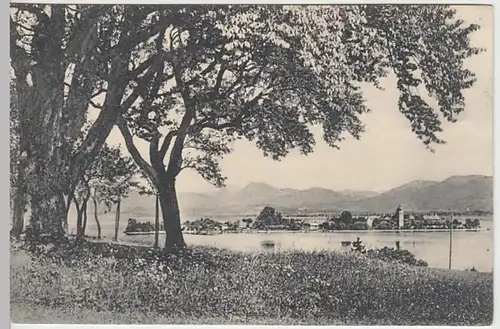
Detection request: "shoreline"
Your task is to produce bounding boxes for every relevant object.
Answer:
[123,227,489,236]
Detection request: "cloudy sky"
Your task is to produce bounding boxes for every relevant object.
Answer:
[104,5,493,193]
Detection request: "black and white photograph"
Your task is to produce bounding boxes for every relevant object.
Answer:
[9,2,494,326]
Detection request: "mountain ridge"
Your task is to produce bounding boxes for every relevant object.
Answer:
[116,175,493,219]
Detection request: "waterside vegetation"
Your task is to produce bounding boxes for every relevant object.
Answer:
[10,238,493,325]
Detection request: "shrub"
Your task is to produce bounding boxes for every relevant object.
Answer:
[366,247,429,267]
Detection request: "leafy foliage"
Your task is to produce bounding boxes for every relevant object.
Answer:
[366,247,429,268]
[184,218,223,232]
[253,206,283,229]
[11,4,482,246]
[72,139,139,214]
[340,211,353,224]
[89,144,139,212]
[125,218,163,233]
[350,237,428,267]
[121,4,482,191]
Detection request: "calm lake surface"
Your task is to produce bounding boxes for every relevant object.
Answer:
[73,216,494,272]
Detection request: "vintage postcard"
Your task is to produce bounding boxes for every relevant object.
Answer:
[9,3,493,326]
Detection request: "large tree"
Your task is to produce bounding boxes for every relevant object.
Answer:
[116,5,481,253]
[10,5,481,250]
[9,4,182,241]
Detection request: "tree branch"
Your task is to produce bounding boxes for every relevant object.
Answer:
[213,62,227,95]
[179,163,196,172]
[201,121,239,131]
[72,197,81,213]
[193,88,268,133]
[128,54,161,80]
[97,13,172,64]
[184,60,218,87]
[120,63,160,112]
[82,176,92,204]
[91,88,107,99]
[116,118,158,186]
[225,58,252,94]
[149,134,164,175]
[89,100,103,109]
[159,130,177,160]
[166,104,195,176]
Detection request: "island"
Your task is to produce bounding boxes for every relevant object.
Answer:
[124,205,487,236]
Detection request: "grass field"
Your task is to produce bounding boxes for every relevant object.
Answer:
[10,240,493,325]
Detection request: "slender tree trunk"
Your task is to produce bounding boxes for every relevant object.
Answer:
[113,198,121,241]
[64,191,76,234]
[92,195,101,239]
[82,201,88,237]
[63,208,69,235]
[158,182,186,254]
[154,193,159,248]
[75,204,83,239]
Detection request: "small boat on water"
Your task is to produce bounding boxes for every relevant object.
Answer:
[261,240,276,248]
[341,241,351,246]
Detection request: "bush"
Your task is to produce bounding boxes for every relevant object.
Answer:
[366,247,429,267]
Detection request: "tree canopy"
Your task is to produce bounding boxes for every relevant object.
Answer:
[10,4,482,251]
[121,5,481,189]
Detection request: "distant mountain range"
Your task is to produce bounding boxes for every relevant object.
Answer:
[118,175,493,219]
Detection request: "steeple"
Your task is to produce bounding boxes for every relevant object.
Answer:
[397,205,404,228]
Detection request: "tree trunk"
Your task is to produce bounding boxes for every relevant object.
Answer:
[10,138,29,239]
[92,195,101,239]
[21,6,67,243]
[158,182,186,254]
[154,193,159,248]
[113,198,121,241]
[11,186,26,239]
[82,201,88,237]
[74,200,84,239]
[29,193,67,243]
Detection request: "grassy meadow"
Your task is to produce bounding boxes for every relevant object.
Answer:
[10,239,493,325]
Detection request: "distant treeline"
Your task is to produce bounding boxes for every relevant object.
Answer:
[275,210,492,218]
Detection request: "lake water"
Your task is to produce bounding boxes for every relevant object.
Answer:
[183,228,493,272]
[71,215,494,272]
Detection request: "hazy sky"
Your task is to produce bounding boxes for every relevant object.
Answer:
[103,5,493,193]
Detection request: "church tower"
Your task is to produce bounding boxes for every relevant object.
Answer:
[398,205,404,228]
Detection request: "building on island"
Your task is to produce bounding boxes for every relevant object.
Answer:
[308,221,322,231]
[422,214,444,227]
[391,205,416,229]
[396,205,404,228]
[366,216,379,229]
